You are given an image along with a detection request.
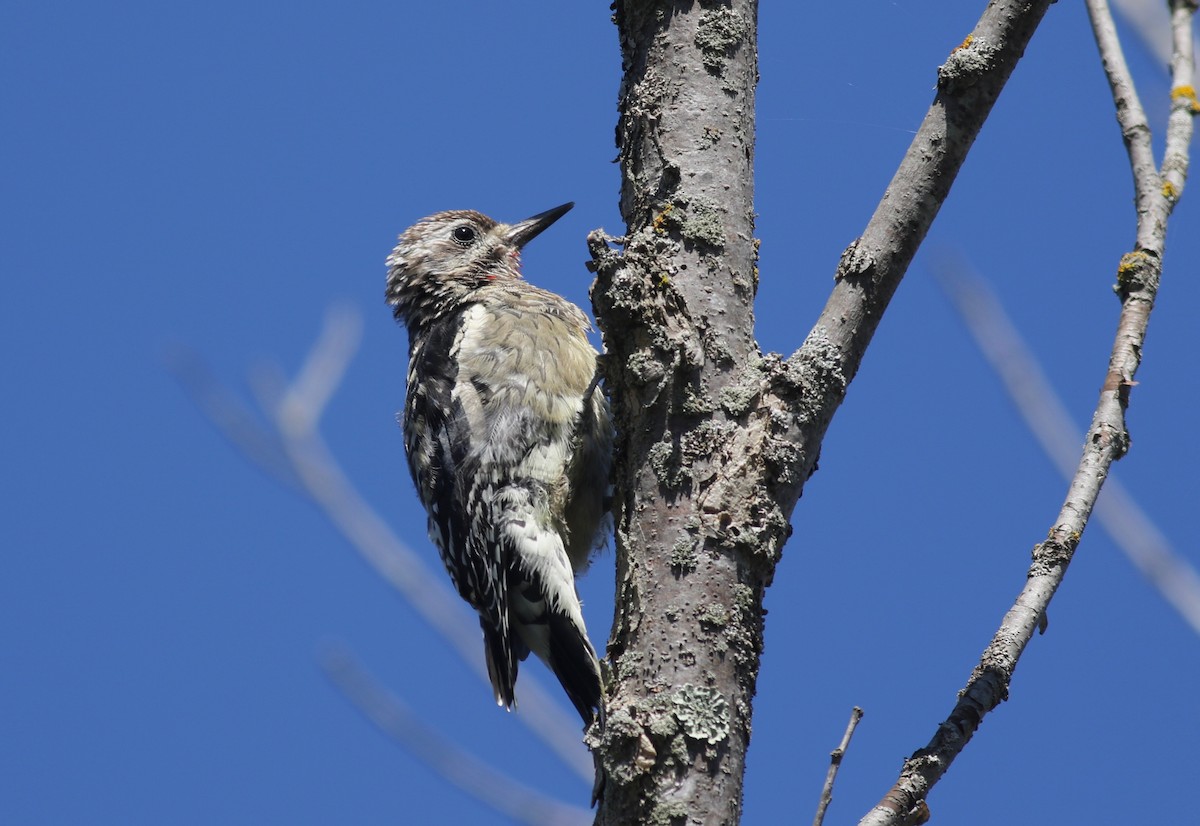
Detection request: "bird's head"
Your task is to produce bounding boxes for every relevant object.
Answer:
[386,202,573,331]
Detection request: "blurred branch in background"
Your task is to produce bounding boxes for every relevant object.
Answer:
[1114,0,1200,70]
[861,2,1196,823]
[932,255,1200,638]
[167,305,594,789]
[319,641,591,826]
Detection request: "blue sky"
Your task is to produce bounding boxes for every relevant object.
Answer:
[4,2,1198,824]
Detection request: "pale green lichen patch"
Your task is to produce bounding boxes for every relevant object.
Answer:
[648,440,685,489]
[763,438,801,487]
[670,535,698,573]
[593,706,657,783]
[671,683,730,745]
[680,419,733,462]
[698,603,732,654]
[937,35,999,92]
[646,801,688,826]
[694,7,748,74]
[718,356,766,415]
[678,197,725,248]
[726,582,763,672]
[681,384,716,415]
[698,602,729,630]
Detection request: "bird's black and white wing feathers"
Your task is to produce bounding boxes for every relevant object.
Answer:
[404,303,601,721]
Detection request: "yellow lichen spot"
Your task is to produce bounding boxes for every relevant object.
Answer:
[1114,250,1154,297]
[1162,180,1180,201]
[653,203,675,235]
[657,273,671,288]
[954,34,974,53]
[1171,85,1200,114]
[1117,251,1147,275]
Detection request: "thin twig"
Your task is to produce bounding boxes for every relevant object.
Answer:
[1088,0,1161,220]
[170,307,594,783]
[813,707,864,826]
[859,5,1196,824]
[1163,0,1199,200]
[932,256,1200,637]
[319,641,591,826]
[1088,0,1196,237]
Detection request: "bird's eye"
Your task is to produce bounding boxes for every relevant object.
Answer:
[451,225,477,246]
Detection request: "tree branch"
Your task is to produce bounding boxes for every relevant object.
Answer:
[1164,0,1200,200]
[813,707,864,826]
[933,255,1200,637]
[1087,0,1196,239]
[1088,0,1162,219]
[589,3,1055,822]
[859,5,1196,823]
[778,0,1057,512]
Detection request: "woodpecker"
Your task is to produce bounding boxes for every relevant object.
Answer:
[386,202,612,725]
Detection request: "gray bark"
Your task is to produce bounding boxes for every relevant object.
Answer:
[587,2,762,823]
[859,2,1196,823]
[588,1,1054,823]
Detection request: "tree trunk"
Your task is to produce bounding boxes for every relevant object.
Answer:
[588,2,772,823]
[588,0,1057,822]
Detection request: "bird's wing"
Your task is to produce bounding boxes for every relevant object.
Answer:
[404,310,521,707]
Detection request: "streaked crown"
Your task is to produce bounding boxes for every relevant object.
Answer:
[386,203,573,333]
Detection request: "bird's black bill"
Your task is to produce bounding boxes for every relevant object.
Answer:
[505,202,574,249]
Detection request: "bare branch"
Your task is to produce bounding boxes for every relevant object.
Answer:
[860,7,1196,823]
[933,256,1200,637]
[590,3,1057,821]
[1088,0,1196,243]
[786,0,1056,509]
[171,307,594,783]
[319,642,591,826]
[1087,0,1161,214]
[812,707,864,826]
[1164,0,1199,201]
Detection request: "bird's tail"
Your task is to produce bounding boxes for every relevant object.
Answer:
[480,486,604,725]
[482,609,601,725]
[545,609,602,725]
[482,618,525,711]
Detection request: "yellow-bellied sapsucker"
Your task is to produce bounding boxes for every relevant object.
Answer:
[386,202,612,725]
